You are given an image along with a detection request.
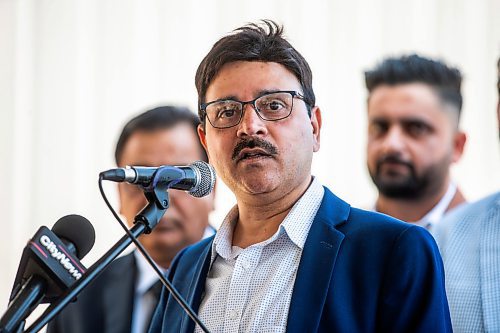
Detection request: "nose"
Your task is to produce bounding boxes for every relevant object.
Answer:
[380,126,407,155]
[236,104,268,138]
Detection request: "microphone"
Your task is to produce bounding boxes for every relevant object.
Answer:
[0,215,95,333]
[100,160,216,198]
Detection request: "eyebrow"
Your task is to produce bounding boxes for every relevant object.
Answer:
[210,89,286,103]
[369,116,431,124]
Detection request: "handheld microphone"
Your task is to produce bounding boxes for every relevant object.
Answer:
[100,160,216,198]
[0,215,95,333]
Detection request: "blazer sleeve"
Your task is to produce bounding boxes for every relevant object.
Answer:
[378,225,452,332]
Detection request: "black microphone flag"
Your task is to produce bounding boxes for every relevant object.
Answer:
[0,215,95,333]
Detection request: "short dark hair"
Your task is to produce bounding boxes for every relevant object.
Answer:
[114,106,207,165]
[195,19,315,124]
[365,54,463,118]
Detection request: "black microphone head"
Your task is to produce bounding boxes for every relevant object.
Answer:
[190,161,216,198]
[52,214,96,259]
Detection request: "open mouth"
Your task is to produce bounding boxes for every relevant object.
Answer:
[237,149,273,163]
[232,138,278,163]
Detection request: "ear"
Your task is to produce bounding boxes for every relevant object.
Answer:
[310,106,322,152]
[197,124,209,157]
[452,130,467,163]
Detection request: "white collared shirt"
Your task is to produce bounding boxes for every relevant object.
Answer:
[372,183,458,231]
[415,182,457,230]
[195,177,324,333]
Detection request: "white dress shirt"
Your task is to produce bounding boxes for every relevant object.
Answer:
[195,178,324,333]
[416,182,457,230]
[372,182,458,231]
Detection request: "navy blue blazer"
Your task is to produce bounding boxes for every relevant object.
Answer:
[150,187,451,332]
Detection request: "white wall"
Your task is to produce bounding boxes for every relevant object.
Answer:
[1,0,499,326]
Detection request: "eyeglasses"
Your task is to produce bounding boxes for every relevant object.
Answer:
[200,91,305,129]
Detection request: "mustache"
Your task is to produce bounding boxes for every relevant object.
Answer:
[231,137,278,161]
[376,155,414,171]
[155,216,183,231]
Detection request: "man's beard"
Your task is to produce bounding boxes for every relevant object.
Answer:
[369,154,450,200]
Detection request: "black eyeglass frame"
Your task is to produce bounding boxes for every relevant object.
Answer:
[200,90,306,129]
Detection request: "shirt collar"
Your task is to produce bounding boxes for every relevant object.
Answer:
[415,182,457,228]
[210,177,324,263]
[280,177,324,248]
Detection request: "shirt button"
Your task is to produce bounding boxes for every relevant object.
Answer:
[229,310,238,320]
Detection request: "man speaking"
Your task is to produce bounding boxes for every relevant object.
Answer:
[150,21,451,333]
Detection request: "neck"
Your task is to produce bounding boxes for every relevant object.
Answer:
[232,176,312,248]
[157,260,171,270]
[376,181,451,223]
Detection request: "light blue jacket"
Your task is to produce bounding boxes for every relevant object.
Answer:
[434,192,500,333]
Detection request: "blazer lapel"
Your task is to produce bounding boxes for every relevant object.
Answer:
[180,240,214,333]
[103,253,137,333]
[287,188,350,333]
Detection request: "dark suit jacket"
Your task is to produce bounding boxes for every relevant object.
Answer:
[47,252,137,333]
[150,187,452,333]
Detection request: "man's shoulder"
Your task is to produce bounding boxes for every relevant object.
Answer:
[348,206,407,227]
[319,187,436,249]
[440,191,500,228]
[108,251,136,272]
[459,191,500,216]
[320,186,417,232]
[170,237,214,270]
[347,207,436,246]
[435,191,500,245]
[183,236,214,255]
[66,252,135,301]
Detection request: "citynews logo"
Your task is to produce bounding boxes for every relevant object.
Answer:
[40,235,82,280]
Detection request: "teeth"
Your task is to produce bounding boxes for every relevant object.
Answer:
[242,152,263,159]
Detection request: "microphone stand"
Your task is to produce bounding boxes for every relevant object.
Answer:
[24,185,169,333]
[24,222,146,332]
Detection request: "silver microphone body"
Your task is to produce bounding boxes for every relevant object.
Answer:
[100,161,216,198]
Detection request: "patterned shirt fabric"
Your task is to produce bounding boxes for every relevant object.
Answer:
[434,192,500,333]
[194,177,324,333]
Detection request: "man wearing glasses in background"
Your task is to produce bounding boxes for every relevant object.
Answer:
[150,21,451,332]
